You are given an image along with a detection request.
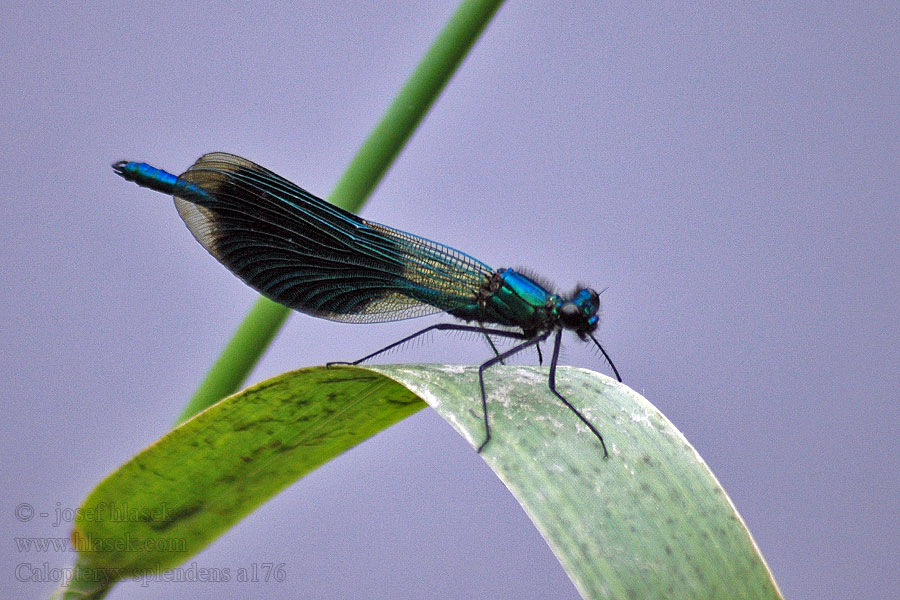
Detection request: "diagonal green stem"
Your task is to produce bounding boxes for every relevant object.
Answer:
[175,0,505,424]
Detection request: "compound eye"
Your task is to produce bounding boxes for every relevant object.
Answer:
[586,288,599,308]
[559,302,581,328]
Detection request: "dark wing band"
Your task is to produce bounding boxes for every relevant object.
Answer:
[173,153,494,323]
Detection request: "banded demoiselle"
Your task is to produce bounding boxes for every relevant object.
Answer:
[113,153,621,455]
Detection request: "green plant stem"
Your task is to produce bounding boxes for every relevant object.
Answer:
[175,0,504,424]
[175,297,288,424]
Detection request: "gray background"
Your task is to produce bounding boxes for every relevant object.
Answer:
[2,2,897,598]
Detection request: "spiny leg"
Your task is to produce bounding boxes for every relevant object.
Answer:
[327,323,529,367]
[485,326,540,366]
[481,324,504,363]
[475,331,552,452]
[548,329,610,458]
[587,332,623,382]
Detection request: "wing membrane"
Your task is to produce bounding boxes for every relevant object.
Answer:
[172,153,493,323]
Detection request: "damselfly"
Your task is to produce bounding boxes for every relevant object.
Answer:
[113,153,621,455]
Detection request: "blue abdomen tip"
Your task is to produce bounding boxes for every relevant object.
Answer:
[112,160,209,201]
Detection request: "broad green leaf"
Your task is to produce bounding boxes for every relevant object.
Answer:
[71,367,425,579]
[70,364,781,599]
[370,365,784,599]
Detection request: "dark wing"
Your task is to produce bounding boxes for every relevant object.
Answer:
[172,153,494,323]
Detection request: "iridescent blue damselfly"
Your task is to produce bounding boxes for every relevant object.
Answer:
[113,153,621,456]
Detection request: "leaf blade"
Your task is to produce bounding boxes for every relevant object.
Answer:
[73,366,424,576]
[73,364,782,599]
[369,364,783,600]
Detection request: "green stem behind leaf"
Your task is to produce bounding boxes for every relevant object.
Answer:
[175,0,505,424]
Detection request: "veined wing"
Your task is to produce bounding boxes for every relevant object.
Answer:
[172,153,494,323]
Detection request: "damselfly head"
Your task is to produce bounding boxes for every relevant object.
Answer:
[558,287,600,334]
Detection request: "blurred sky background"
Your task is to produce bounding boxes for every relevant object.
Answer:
[2,2,898,598]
